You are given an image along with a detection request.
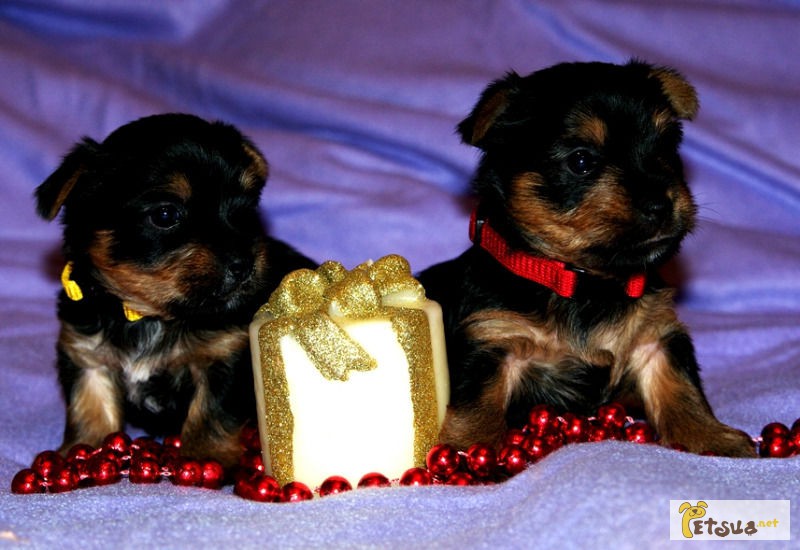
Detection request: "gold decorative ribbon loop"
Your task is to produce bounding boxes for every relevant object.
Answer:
[262,254,425,381]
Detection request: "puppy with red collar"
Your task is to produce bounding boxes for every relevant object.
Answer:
[36,114,315,467]
[419,60,755,457]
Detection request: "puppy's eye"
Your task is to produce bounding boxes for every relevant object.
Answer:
[566,149,599,176]
[148,205,182,229]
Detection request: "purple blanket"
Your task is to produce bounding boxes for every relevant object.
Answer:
[1,1,798,547]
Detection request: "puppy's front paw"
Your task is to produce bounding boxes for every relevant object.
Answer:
[697,425,757,458]
[663,421,756,458]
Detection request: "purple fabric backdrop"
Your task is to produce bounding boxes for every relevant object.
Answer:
[1,1,798,547]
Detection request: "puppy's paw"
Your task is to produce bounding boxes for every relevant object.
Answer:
[664,421,756,458]
[695,425,757,458]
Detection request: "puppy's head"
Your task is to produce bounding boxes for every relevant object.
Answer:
[460,60,698,274]
[36,113,272,319]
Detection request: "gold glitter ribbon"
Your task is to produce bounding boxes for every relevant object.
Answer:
[255,255,440,485]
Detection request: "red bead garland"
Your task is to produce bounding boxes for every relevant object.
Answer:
[10,404,799,502]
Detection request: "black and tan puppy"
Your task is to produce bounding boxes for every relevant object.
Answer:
[36,113,315,467]
[419,60,755,457]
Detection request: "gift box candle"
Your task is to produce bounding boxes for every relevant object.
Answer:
[249,254,449,488]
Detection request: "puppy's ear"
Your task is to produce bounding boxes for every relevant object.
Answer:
[650,66,699,120]
[35,138,100,221]
[458,71,523,148]
[240,139,269,191]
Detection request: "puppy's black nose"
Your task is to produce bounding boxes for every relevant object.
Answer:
[226,256,252,283]
[641,196,672,223]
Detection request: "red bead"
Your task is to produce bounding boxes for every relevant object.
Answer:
[238,449,265,474]
[498,444,529,476]
[357,472,391,489]
[31,450,66,480]
[790,423,800,454]
[561,413,590,444]
[11,468,44,494]
[596,403,627,430]
[319,475,353,496]
[200,460,225,489]
[163,435,181,449]
[465,443,497,478]
[624,421,656,444]
[172,458,203,486]
[129,457,162,484]
[159,448,181,477]
[426,444,462,479]
[760,422,790,441]
[399,467,432,487]
[50,464,80,493]
[102,432,131,456]
[503,428,526,447]
[588,420,621,442]
[65,443,95,463]
[88,455,121,486]
[759,435,795,458]
[282,481,314,502]
[446,471,475,486]
[527,404,560,436]
[234,473,282,502]
[240,425,262,452]
[521,434,551,463]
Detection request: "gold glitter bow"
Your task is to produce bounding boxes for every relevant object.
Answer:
[253,254,440,485]
[259,254,426,381]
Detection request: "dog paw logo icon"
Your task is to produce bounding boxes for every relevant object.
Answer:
[679,501,708,538]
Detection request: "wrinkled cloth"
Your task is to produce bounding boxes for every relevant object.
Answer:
[1,1,798,548]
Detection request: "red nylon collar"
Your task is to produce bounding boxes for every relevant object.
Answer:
[468,210,646,299]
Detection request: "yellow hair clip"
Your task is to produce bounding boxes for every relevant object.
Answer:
[61,262,83,302]
[122,303,145,322]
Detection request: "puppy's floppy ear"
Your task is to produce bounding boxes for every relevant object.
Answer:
[240,138,269,191]
[649,66,699,120]
[35,138,100,221]
[457,71,523,148]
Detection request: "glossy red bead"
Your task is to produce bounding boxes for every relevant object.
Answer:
[102,432,131,456]
[498,444,529,476]
[282,481,314,502]
[760,422,790,441]
[11,468,44,494]
[624,421,656,444]
[561,413,590,444]
[357,472,391,489]
[240,425,262,452]
[234,473,282,502]
[50,464,80,493]
[238,449,264,474]
[31,450,66,480]
[503,428,526,447]
[759,435,795,458]
[319,475,353,496]
[200,460,225,489]
[446,471,475,486]
[88,455,121,486]
[172,458,203,486]
[597,403,627,430]
[465,443,497,478]
[426,444,462,479]
[129,457,162,484]
[163,435,181,449]
[399,467,432,487]
[527,404,560,436]
[521,434,551,463]
[65,443,95,463]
